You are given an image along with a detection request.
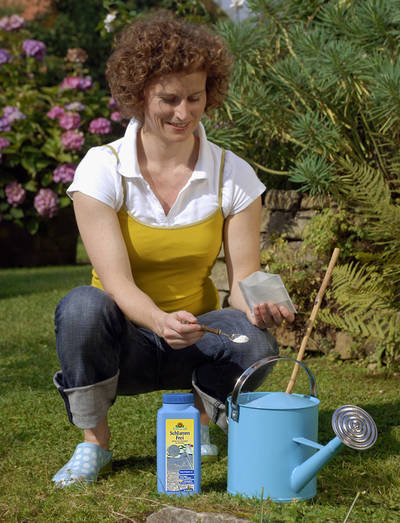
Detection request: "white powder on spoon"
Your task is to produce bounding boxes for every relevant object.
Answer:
[232,334,249,343]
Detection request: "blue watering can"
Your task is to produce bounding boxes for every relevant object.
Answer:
[226,356,377,502]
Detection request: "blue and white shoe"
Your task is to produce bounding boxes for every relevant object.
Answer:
[201,443,218,463]
[52,442,112,487]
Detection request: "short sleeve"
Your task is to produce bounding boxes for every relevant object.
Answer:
[67,146,124,211]
[222,150,266,217]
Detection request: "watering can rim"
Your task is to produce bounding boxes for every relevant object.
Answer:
[228,356,317,422]
[229,390,320,411]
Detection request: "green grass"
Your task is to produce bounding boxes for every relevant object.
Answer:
[1,265,400,522]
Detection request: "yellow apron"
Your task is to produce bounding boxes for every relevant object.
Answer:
[92,148,225,315]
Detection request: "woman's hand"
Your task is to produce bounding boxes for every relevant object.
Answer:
[248,301,295,330]
[159,310,203,349]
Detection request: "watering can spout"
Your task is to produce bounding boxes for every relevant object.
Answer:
[291,405,377,494]
[291,437,343,493]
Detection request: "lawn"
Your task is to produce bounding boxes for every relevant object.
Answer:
[0,264,399,522]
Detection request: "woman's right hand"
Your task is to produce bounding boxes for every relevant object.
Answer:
[159,310,203,349]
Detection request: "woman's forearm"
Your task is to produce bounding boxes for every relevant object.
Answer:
[228,284,253,320]
[104,278,168,336]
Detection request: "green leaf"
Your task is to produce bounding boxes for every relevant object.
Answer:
[41,138,62,160]
[59,196,72,209]
[24,180,38,192]
[26,218,39,235]
[41,172,54,187]
[21,157,37,176]
[10,207,24,219]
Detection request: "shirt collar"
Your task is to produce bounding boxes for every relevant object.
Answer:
[117,119,142,178]
[117,118,214,181]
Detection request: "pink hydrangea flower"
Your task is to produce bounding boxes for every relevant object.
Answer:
[3,106,26,122]
[110,111,122,122]
[60,76,92,90]
[47,106,65,120]
[8,14,25,30]
[65,101,85,112]
[79,77,93,90]
[0,15,24,31]
[89,117,111,134]
[0,117,11,132]
[0,48,11,64]
[53,163,76,183]
[34,188,59,218]
[60,76,81,90]
[22,39,46,60]
[59,112,80,130]
[5,181,26,207]
[0,136,10,149]
[61,130,84,150]
[108,97,118,109]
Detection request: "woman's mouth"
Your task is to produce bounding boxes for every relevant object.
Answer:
[167,121,190,131]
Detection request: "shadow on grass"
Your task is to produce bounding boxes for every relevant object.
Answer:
[112,455,156,473]
[0,265,91,299]
[201,477,228,493]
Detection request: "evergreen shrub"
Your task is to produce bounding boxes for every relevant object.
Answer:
[213,0,400,365]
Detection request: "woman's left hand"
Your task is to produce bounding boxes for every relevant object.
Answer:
[250,302,295,329]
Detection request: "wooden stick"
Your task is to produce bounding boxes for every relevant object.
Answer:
[285,247,340,394]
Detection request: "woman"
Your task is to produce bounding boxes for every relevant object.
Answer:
[52,12,295,487]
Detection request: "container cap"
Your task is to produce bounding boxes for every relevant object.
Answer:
[163,393,194,404]
[238,391,319,410]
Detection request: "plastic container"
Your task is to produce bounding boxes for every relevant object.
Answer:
[157,392,201,495]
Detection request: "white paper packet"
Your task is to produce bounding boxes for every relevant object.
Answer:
[238,271,296,315]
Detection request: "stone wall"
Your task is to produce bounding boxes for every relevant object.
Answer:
[261,190,330,248]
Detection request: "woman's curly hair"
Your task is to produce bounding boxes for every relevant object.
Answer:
[106,11,233,121]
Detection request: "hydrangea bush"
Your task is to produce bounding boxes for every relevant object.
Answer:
[0,14,124,235]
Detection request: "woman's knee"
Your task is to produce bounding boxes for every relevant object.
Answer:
[55,285,119,333]
[54,286,124,380]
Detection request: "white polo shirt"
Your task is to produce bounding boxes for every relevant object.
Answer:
[67,118,265,227]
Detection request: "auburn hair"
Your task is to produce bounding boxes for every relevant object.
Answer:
[106,11,233,121]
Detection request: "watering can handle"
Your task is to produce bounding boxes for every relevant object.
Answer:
[229,356,317,421]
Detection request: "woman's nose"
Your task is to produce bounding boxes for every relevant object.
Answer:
[175,100,190,120]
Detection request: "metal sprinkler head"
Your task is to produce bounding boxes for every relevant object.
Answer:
[332,405,378,450]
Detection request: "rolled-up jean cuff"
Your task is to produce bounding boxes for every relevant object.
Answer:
[192,371,228,434]
[53,371,119,429]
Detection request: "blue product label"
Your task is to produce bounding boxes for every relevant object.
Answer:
[165,419,195,492]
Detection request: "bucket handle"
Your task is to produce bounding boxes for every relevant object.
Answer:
[229,356,317,422]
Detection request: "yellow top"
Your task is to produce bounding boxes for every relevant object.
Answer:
[91,149,225,315]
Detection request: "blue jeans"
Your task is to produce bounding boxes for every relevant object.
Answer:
[53,286,278,430]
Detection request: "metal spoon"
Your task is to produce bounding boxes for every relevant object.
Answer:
[199,324,249,344]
